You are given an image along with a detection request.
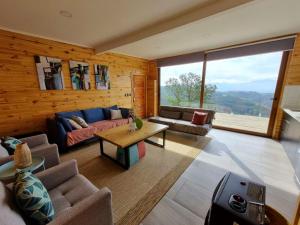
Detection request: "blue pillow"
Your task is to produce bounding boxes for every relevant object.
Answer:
[120,108,130,118]
[14,171,54,224]
[82,108,105,123]
[55,110,83,119]
[103,105,118,120]
[58,117,73,132]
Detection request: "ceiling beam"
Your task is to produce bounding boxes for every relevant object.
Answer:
[95,0,253,54]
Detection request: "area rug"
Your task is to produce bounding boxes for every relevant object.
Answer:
[61,131,211,225]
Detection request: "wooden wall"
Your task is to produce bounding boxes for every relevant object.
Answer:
[273,34,300,139]
[0,29,149,136]
[147,61,158,117]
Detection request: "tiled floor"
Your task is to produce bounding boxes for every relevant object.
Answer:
[141,129,300,225]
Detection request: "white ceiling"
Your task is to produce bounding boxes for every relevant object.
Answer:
[112,0,300,59]
[0,0,299,59]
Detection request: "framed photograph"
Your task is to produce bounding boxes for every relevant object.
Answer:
[69,61,90,90]
[34,56,64,90]
[94,64,110,90]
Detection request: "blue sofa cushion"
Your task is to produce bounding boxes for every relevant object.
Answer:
[82,108,105,123]
[57,117,73,132]
[56,110,84,119]
[103,105,118,120]
[120,108,130,119]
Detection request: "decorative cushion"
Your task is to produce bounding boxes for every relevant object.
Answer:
[82,108,105,123]
[191,111,208,125]
[110,109,122,120]
[14,171,54,224]
[71,116,88,128]
[103,105,118,119]
[58,117,73,132]
[120,108,130,118]
[182,112,194,121]
[160,110,181,119]
[0,137,22,155]
[67,119,83,130]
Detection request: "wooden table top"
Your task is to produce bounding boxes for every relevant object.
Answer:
[94,121,169,148]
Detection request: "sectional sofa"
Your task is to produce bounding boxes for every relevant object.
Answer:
[149,106,215,136]
[48,105,130,152]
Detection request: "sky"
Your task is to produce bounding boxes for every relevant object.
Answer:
[160,51,283,93]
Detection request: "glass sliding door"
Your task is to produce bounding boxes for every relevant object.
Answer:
[203,51,283,134]
[160,62,203,107]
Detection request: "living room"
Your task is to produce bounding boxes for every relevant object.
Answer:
[0,0,300,225]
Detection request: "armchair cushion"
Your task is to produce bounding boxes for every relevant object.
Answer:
[49,174,98,217]
[0,182,26,225]
[14,171,54,224]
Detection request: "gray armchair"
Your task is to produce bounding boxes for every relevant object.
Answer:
[0,160,113,225]
[0,134,60,169]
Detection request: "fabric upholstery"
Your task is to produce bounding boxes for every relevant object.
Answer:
[81,108,105,123]
[182,112,194,121]
[49,175,98,217]
[55,110,84,120]
[30,144,60,169]
[191,111,208,125]
[160,109,181,119]
[0,144,9,158]
[172,120,211,136]
[14,171,54,224]
[57,117,73,132]
[66,119,129,146]
[71,116,88,128]
[0,182,26,225]
[120,108,130,118]
[103,105,118,120]
[20,134,49,149]
[110,109,122,120]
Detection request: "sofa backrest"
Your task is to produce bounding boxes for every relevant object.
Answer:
[55,110,84,120]
[0,144,9,158]
[0,182,26,225]
[81,108,105,123]
[159,106,215,124]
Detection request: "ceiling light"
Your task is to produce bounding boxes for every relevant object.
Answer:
[59,10,72,18]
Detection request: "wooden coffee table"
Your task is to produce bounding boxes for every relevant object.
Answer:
[94,121,169,169]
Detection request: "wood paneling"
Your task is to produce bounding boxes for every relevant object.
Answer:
[147,61,158,117]
[273,34,300,139]
[133,75,146,118]
[0,29,149,136]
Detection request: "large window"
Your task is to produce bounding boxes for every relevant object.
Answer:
[204,52,283,133]
[160,62,203,107]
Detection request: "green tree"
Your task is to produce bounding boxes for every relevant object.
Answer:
[165,72,217,107]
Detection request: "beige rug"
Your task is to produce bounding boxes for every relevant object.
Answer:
[61,131,211,225]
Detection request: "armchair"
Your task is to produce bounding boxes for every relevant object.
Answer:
[0,160,113,225]
[0,134,60,169]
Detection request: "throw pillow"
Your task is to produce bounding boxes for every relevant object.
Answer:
[110,109,122,120]
[14,171,54,224]
[67,119,83,130]
[71,116,88,128]
[120,108,130,118]
[1,136,22,155]
[103,105,118,120]
[191,111,208,125]
[58,117,73,132]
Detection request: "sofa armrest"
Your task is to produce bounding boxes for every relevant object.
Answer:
[0,155,13,166]
[36,160,78,190]
[31,144,60,169]
[48,187,113,225]
[20,134,48,148]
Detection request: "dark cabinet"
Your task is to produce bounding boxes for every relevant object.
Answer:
[280,112,300,179]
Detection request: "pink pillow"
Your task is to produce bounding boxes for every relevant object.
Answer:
[191,111,208,125]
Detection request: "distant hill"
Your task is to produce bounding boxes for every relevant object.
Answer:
[160,86,274,117]
[212,79,276,93]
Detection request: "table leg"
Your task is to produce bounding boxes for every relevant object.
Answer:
[162,130,166,148]
[99,138,104,156]
[124,148,130,170]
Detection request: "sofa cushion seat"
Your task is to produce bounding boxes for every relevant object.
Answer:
[148,116,176,126]
[67,126,96,146]
[49,174,98,217]
[172,120,210,135]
